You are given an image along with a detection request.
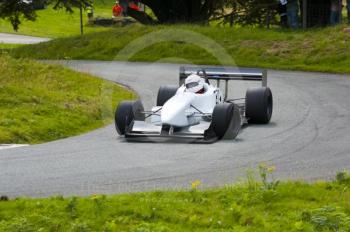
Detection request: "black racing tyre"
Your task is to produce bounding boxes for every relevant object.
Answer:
[156,86,178,106]
[115,100,144,135]
[245,87,273,124]
[211,102,235,139]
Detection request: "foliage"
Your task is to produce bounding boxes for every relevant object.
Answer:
[0,0,92,31]
[0,55,134,144]
[302,205,350,231]
[50,0,92,13]
[336,171,350,185]
[0,0,36,31]
[136,0,228,24]
[0,3,111,37]
[0,0,280,27]
[1,173,350,231]
[131,0,278,26]
[220,0,279,27]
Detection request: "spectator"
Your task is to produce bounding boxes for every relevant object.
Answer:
[286,0,299,29]
[86,3,94,23]
[278,0,288,28]
[330,0,341,26]
[112,1,123,17]
[347,0,350,23]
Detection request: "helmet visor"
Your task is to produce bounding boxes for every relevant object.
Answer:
[185,82,199,89]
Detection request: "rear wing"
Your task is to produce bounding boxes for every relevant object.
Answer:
[179,66,267,87]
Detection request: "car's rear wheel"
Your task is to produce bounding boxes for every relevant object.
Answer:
[245,87,273,124]
[157,86,178,106]
[211,102,241,139]
[115,100,144,135]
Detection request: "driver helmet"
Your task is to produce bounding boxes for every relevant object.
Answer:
[185,74,205,94]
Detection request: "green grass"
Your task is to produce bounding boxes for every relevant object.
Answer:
[0,55,134,144]
[10,24,350,73]
[1,170,350,231]
[0,43,24,49]
[0,1,112,38]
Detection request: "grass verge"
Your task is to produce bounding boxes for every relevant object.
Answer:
[0,55,134,144]
[0,44,24,49]
[10,24,350,74]
[1,170,350,231]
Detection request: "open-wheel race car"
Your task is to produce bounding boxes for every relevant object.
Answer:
[114,66,273,142]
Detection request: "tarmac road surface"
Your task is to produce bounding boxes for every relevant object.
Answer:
[1,60,350,198]
[0,33,50,44]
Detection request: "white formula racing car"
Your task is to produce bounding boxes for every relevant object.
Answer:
[114,66,273,142]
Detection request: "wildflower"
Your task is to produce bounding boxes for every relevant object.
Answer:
[267,165,276,173]
[191,180,201,189]
[90,194,100,200]
[259,162,267,169]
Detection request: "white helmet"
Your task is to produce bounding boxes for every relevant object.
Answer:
[185,74,205,93]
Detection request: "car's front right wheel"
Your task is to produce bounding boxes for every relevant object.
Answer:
[115,100,144,135]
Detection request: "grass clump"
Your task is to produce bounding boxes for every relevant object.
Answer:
[10,24,350,73]
[0,55,134,144]
[1,170,350,231]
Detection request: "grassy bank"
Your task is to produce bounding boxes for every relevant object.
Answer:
[10,24,350,73]
[1,170,350,231]
[0,55,134,144]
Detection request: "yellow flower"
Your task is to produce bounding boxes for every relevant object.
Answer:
[90,194,100,200]
[259,162,267,169]
[191,180,201,189]
[267,165,276,173]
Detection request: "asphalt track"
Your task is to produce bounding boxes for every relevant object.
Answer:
[0,33,50,44]
[1,60,350,198]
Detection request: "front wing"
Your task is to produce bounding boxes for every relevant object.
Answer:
[124,120,217,142]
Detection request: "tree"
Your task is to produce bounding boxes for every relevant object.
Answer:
[1,0,279,32]
[0,0,36,31]
[128,0,227,24]
[227,0,278,27]
[128,0,278,27]
[0,0,91,31]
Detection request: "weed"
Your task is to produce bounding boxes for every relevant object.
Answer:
[258,163,279,191]
[336,171,350,185]
[305,205,350,231]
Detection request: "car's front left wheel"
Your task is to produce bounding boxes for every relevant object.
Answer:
[210,102,241,140]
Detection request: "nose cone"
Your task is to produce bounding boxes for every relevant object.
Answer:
[161,93,195,127]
